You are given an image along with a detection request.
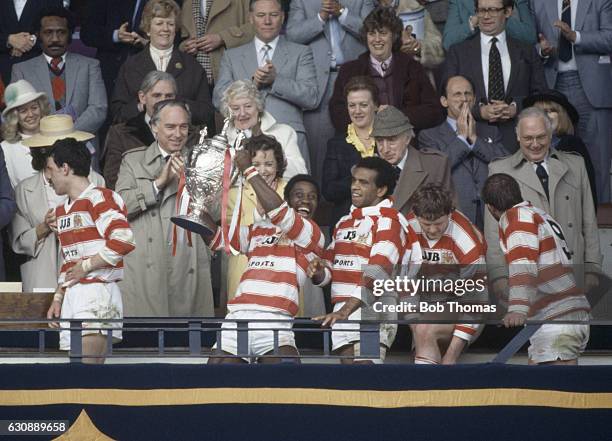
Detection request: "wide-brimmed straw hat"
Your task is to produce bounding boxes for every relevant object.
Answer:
[371,105,414,138]
[2,80,46,117]
[22,114,94,148]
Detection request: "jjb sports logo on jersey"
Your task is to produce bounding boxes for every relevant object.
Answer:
[58,214,83,233]
[338,228,372,246]
[422,250,455,264]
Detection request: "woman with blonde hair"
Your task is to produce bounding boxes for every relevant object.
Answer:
[1,80,51,189]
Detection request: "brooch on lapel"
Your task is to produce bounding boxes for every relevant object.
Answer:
[175,62,183,70]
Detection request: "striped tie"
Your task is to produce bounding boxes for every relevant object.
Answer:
[261,44,271,67]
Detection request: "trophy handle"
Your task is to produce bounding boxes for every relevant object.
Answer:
[198,127,208,144]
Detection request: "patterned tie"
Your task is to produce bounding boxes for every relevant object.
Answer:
[50,57,65,111]
[488,37,505,102]
[558,0,572,62]
[193,0,214,83]
[261,44,272,67]
[380,61,389,77]
[535,161,550,200]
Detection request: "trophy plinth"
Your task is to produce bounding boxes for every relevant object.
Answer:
[170,214,215,236]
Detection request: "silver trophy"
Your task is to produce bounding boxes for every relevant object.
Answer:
[171,118,243,235]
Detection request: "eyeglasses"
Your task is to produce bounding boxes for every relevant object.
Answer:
[475,7,506,17]
[520,135,549,144]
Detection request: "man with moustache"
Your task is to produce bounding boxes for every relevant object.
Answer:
[11,6,107,139]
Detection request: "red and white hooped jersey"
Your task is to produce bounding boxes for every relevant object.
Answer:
[407,209,488,342]
[323,198,412,305]
[210,202,324,316]
[56,184,135,285]
[499,201,589,319]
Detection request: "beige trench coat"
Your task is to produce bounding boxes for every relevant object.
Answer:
[116,142,214,317]
[10,171,105,292]
[485,149,602,281]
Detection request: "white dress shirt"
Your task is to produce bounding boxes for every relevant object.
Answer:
[43,53,67,70]
[397,149,408,170]
[13,0,27,20]
[480,31,511,98]
[370,54,393,77]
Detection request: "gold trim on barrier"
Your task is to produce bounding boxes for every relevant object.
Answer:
[1,388,612,410]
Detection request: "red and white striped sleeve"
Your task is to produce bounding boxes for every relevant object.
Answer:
[268,202,324,253]
[359,216,405,304]
[91,190,135,266]
[500,208,539,315]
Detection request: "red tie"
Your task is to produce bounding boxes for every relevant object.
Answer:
[50,57,65,109]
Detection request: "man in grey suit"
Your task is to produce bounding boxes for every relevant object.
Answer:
[442,0,546,153]
[11,6,107,162]
[213,0,318,171]
[418,75,507,230]
[286,0,374,185]
[531,0,612,202]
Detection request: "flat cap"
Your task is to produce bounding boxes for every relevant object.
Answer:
[371,105,414,137]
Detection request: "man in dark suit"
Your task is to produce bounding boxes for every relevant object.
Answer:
[80,0,149,100]
[418,75,507,230]
[11,5,107,168]
[372,105,456,216]
[0,0,62,85]
[442,0,547,152]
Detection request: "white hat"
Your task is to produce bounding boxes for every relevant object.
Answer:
[2,80,46,117]
[22,114,94,148]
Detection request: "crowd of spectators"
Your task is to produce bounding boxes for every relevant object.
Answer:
[0,1,607,364]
